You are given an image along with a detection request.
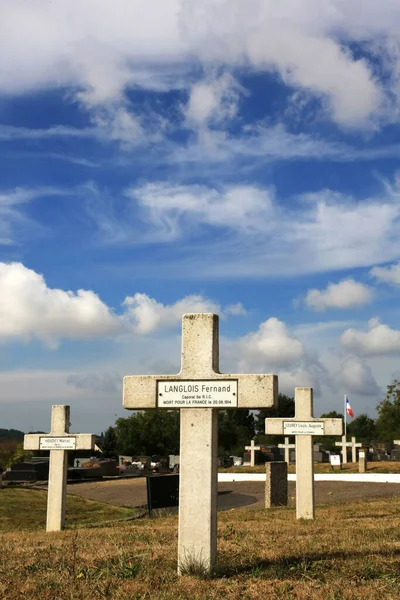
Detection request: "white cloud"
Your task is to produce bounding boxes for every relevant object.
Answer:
[305,279,373,311]
[2,0,400,129]
[124,182,275,242]
[179,0,382,127]
[370,262,400,285]
[225,303,248,317]
[0,262,243,346]
[0,186,75,245]
[338,357,380,396]
[340,317,400,356]
[184,74,242,129]
[122,293,220,335]
[0,262,119,346]
[237,317,305,370]
[110,180,400,278]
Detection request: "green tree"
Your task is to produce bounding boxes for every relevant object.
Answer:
[218,409,255,456]
[315,411,344,451]
[255,393,295,446]
[102,426,118,458]
[115,410,180,456]
[376,379,400,442]
[347,414,376,443]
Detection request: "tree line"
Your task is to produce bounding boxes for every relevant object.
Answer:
[2,379,399,465]
[101,379,400,458]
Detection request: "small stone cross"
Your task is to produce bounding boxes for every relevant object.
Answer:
[265,388,342,519]
[245,439,261,467]
[278,436,295,464]
[123,313,278,573]
[24,405,95,531]
[335,435,362,463]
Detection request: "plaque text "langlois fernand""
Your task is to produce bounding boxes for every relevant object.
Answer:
[157,380,238,408]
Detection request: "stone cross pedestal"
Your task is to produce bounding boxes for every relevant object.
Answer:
[265,388,342,520]
[123,313,278,573]
[278,437,295,464]
[335,436,362,463]
[24,405,95,532]
[245,439,261,467]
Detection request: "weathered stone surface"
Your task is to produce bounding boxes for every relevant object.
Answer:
[265,462,288,508]
[123,313,279,574]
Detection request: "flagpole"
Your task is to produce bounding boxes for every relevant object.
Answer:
[344,394,347,439]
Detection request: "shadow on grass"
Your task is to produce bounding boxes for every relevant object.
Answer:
[213,548,400,580]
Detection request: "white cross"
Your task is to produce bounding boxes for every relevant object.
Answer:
[335,435,362,463]
[265,388,342,520]
[278,436,295,464]
[245,439,261,467]
[123,313,278,573]
[24,405,95,532]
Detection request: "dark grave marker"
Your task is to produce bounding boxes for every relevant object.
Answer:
[146,473,179,516]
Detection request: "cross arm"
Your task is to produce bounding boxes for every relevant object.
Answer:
[123,373,278,409]
[24,433,95,451]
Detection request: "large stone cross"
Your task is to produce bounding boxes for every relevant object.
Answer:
[24,405,95,531]
[335,435,362,464]
[265,388,342,519]
[245,439,261,467]
[123,313,278,573]
[278,436,295,464]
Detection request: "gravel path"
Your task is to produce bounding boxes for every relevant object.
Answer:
[67,477,400,510]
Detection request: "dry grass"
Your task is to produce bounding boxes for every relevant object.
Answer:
[220,461,400,475]
[0,488,137,531]
[1,496,400,599]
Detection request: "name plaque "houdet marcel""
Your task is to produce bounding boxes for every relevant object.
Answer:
[283,421,325,435]
[39,437,77,450]
[157,379,238,408]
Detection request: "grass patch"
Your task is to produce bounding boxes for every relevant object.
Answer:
[0,497,400,598]
[220,461,400,474]
[0,488,137,531]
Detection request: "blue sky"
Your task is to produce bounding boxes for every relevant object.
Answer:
[1,0,400,434]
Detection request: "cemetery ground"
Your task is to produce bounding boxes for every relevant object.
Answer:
[0,487,138,531]
[1,496,400,599]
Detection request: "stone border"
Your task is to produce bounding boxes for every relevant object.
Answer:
[218,473,400,483]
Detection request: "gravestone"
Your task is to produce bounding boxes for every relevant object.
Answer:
[146,473,180,516]
[265,462,288,508]
[5,458,49,482]
[265,388,342,519]
[278,437,295,464]
[335,436,362,463]
[359,450,368,473]
[24,405,95,531]
[123,313,278,573]
[245,439,261,467]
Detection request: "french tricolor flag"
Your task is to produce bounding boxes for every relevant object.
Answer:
[346,396,354,418]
